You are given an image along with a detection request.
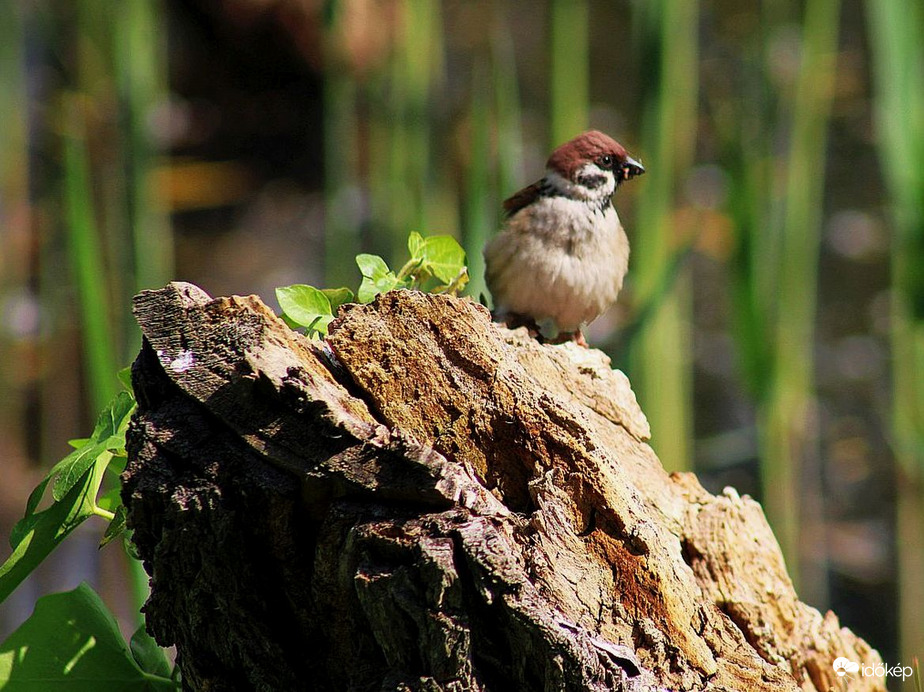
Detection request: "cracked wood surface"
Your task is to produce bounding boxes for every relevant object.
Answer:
[125,282,883,691]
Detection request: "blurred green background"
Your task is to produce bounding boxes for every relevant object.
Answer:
[1,0,922,683]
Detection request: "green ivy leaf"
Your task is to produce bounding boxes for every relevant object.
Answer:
[124,531,142,562]
[99,504,128,549]
[51,447,114,504]
[52,390,134,502]
[280,313,301,330]
[0,583,178,690]
[408,233,468,283]
[321,287,355,312]
[117,365,134,393]
[356,253,391,280]
[1,390,135,605]
[95,485,122,514]
[356,254,403,303]
[276,284,337,335]
[407,230,425,258]
[0,457,108,604]
[129,624,173,679]
[103,454,127,482]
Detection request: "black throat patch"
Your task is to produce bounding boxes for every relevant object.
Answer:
[504,177,614,218]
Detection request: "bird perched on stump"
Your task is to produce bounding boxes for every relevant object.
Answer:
[484,130,644,345]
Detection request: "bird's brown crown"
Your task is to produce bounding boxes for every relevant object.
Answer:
[546,130,630,179]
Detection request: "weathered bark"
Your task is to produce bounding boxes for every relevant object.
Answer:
[125,282,883,691]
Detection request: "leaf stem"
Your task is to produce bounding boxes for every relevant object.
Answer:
[434,268,469,295]
[93,507,116,522]
[396,257,424,281]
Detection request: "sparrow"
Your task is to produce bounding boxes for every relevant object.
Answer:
[484,130,644,344]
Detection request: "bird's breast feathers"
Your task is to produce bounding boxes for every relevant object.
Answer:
[485,196,629,333]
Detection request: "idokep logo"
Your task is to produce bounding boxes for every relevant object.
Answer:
[832,657,860,677]
[832,656,915,681]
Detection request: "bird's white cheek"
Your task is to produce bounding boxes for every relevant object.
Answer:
[571,163,617,198]
[545,169,615,203]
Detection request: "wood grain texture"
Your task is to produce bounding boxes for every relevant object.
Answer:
[125,282,883,691]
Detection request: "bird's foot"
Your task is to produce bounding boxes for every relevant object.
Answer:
[548,329,588,347]
[492,312,588,347]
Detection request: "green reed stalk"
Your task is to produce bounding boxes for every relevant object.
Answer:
[0,3,26,213]
[463,59,491,302]
[63,99,120,415]
[322,2,361,287]
[549,0,589,145]
[492,23,524,204]
[0,0,27,438]
[111,0,172,622]
[866,0,924,672]
[628,0,698,472]
[477,16,526,303]
[114,0,173,297]
[0,2,27,277]
[382,0,442,263]
[762,0,841,584]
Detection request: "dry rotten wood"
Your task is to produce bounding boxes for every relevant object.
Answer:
[124,282,884,691]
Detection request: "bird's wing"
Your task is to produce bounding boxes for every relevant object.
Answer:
[502,181,545,218]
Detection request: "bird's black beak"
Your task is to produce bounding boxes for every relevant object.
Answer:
[620,156,645,182]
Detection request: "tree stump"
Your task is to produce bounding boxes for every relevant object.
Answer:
[124,282,883,691]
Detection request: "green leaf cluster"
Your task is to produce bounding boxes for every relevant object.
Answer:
[0,583,178,690]
[278,231,468,336]
[0,385,136,605]
[0,375,182,689]
[0,232,469,688]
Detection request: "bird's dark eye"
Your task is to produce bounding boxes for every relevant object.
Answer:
[597,155,613,169]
